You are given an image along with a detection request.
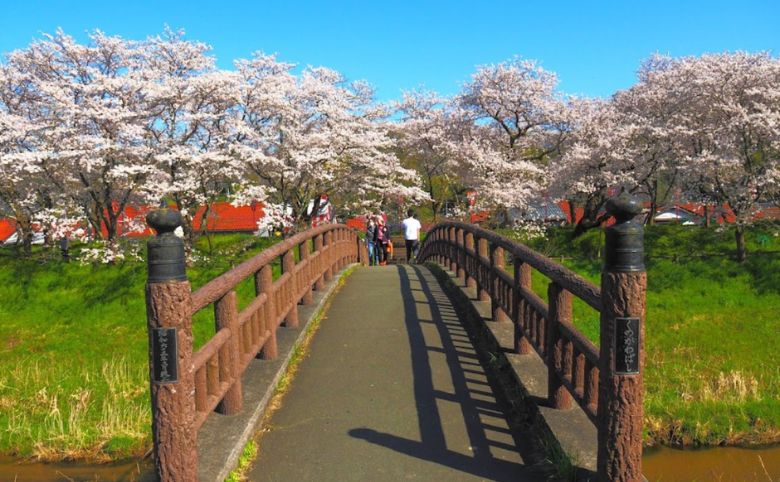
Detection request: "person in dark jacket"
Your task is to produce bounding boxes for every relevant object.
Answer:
[366,215,377,266]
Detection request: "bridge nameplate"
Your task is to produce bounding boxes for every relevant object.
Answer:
[152,327,179,384]
[614,317,640,375]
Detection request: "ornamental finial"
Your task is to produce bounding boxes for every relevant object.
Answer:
[146,208,182,236]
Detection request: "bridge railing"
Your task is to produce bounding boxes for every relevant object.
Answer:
[419,219,601,416]
[143,210,367,481]
[417,195,646,482]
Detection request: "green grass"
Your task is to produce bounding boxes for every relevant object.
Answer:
[500,222,780,447]
[224,440,257,482]
[0,233,282,460]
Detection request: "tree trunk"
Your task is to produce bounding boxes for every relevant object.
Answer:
[735,225,746,262]
[574,195,606,236]
[646,199,657,225]
[16,215,33,257]
[22,230,32,257]
[704,205,711,228]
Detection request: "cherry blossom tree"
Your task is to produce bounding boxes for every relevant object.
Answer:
[233,54,426,228]
[638,52,780,260]
[0,63,53,254]
[394,91,465,219]
[454,58,571,217]
[552,91,681,233]
[7,30,155,245]
[141,29,249,248]
[550,98,627,232]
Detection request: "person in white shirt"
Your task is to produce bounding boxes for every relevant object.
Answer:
[401,209,422,263]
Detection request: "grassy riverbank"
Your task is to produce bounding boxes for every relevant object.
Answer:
[0,234,281,461]
[510,223,780,447]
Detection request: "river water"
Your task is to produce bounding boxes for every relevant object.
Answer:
[0,456,154,481]
[643,446,780,482]
[0,446,778,480]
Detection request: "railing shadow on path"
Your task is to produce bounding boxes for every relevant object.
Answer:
[349,264,548,482]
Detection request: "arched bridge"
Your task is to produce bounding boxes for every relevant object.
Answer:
[143,197,646,482]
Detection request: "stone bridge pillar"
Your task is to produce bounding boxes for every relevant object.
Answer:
[144,208,197,482]
[597,194,646,482]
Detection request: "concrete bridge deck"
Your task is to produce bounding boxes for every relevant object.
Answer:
[248,265,552,481]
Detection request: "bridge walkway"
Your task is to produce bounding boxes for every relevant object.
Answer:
[248,264,550,481]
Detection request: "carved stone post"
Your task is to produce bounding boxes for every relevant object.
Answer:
[547,282,573,409]
[456,228,466,285]
[324,231,334,281]
[597,194,646,482]
[299,240,314,304]
[145,209,197,482]
[257,264,278,359]
[490,244,510,322]
[477,237,490,302]
[314,234,325,291]
[282,249,299,328]
[513,258,533,354]
[465,232,476,288]
[357,233,368,266]
[449,226,457,272]
[214,290,243,414]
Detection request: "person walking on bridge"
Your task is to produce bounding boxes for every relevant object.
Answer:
[401,209,422,264]
[375,217,390,266]
[365,215,377,266]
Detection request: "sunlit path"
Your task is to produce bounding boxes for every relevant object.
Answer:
[249,265,543,481]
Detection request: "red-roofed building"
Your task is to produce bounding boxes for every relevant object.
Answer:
[0,218,17,243]
[96,201,267,238]
[345,217,367,231]
[191,202,266,232]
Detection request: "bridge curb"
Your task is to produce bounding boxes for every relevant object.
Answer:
[197,264,360,482]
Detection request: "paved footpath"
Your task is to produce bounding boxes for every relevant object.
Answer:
[248,265,543,482]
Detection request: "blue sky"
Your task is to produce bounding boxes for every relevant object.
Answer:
[2,1,778,101]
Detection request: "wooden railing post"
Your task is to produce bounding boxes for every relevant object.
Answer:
[338,229,344,268]
[299,240,313,305]
[357,232,367,266]
[339,229,346,268]
[477,237,490,302]
[214,290,243,414]
[456,228,466,285]
[314,234,325,291]
[324,231,334,281]
[144,209,197,482]
[547,282,573,410]
[513,258,533,354]
[331,229,341,270]
[465,231,476,288]
[257,264,278,359]
[432,229,439,264]
[282,249,299,328]
[598,194,646,482]
[490,244,510,322]
[439,229,445,266]
[448,226,457,272]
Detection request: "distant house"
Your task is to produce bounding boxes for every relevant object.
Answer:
[513,200,568,224]
[469,199,570,225]
[0,218,46,245]
[653,206,702,225]
[653,203,780,225]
